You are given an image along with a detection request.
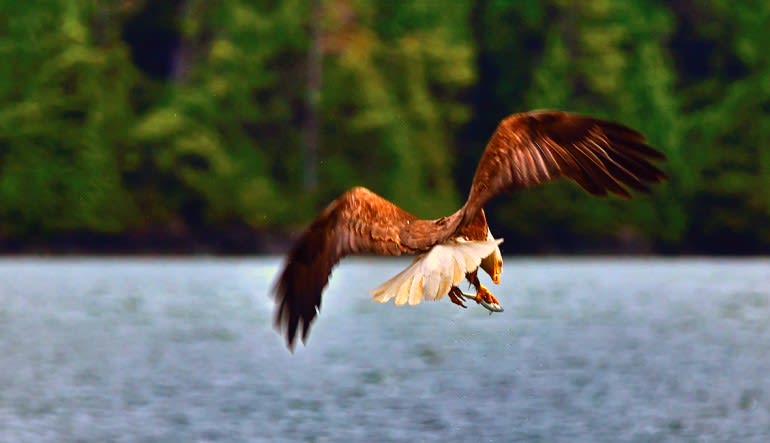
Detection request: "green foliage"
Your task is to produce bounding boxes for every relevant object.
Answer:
[514,1,685,246]
[320,1,473,218]
[676,0,770,250]
[0,1,138,236]
[130,0,309,228]
[0,0,767,252]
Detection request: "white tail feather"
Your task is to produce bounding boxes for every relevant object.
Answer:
[370,238,503,306]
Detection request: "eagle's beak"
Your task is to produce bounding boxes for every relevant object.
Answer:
[492,260,502,284]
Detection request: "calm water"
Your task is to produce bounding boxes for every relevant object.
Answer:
[0,257,769,442]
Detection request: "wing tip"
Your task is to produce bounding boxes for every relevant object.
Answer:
[271,260,323,352]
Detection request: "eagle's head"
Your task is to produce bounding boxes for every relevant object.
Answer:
[480,227,503,284]
[480,249,503,284]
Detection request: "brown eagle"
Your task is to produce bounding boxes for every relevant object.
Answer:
[273,110,666,350]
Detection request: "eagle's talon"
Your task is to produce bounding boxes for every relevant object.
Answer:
[475,284,500,306]
[447,287,468,309]
[459,287,504,313]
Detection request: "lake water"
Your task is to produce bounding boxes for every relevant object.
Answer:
[0,258,769,442]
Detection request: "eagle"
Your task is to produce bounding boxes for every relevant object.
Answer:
[273,110,666,350]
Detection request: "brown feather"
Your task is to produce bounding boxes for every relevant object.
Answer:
[272,187,462,350]
[461,110,667,222]
[458,209,489,241]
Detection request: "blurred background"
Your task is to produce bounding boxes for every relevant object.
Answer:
[1,0,769,255]
[3,4,770,441]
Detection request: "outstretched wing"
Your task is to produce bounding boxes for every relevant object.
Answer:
[273,186,442,350]
[461,110,667,220]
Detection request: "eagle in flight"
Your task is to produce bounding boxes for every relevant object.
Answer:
[273,110,666,350]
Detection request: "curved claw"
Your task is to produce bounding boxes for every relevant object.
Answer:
[460,292,504,313]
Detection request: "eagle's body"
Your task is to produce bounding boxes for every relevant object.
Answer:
[273,110,667,350]
[370,229,503,307]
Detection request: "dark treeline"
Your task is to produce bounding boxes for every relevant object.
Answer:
[1,1,768,254]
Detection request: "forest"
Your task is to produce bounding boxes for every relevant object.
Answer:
[0,0,768,254]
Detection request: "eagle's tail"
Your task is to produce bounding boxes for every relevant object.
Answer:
[370,238,503,306]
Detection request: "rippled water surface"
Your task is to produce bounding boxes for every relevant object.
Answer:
[1,257,769,442]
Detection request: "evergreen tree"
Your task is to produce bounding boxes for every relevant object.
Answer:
[0,1,139,238]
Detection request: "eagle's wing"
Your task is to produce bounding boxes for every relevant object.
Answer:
[461,110,667,221]
[273,186,438,350]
